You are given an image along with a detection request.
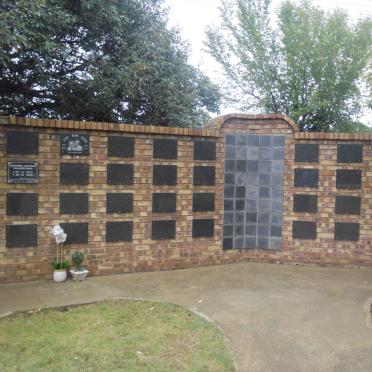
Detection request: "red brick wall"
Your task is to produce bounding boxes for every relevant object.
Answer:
[0,114,371,283]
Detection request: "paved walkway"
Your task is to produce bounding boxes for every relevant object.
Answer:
[1,262,372,371]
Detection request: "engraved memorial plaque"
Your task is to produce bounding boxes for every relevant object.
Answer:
[7,161,38,184]
[60,133,89,155]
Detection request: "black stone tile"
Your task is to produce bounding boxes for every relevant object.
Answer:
[236,160,246,172]
[225,173,234,184]
[61,223,88,244]
[193,193,215,212]
[153,138,177,159]
[292,221,317,240]
[257,237,269,249]
[273,136,285,146]
[6,131,38,154]
[223,225,233,237]
[337,144,363,163]
[107,193,133,214]
[270,225,282,237]
[235,199,245,210]
[225,160,235,172]
[153,193,176,213]
[223,238,233,249]
[193,166,215,186]
[60,134,89,156]
[334,222,359,241]
[294,169,319,188]
[60,163,89,185]
[153,165,177,185]
[152,220,176,240]
[60,193,89,214]
[107,164,134,185]
[7,193,38,216]
[106,221,133,242]
[336,169,361,189]
[108,136,134,158]
[295,144,319,163]
[293,194,318,213]
[6,224,37,248]
[225,134,236,145]
[335,196,361,215]
[194,140,216,161]
[224,199,234,211]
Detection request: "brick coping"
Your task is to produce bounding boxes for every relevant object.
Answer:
[1,115,371,140]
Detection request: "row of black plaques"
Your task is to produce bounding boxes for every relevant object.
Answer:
[294,169,362,189]
[5,219,215,248]
[293,195,361,215]
[293,221,360,241]
[6,131,217,160]
[6,192,215,215]
[295,143,363,163]
[6,163,216,186]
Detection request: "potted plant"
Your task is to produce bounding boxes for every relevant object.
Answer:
[49,224,68,282]
[70,251,89,281]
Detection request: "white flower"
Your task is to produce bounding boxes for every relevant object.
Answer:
[49,224,67,244]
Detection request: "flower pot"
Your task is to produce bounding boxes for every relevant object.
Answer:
[70,268,89,281]
[53,269,67,283]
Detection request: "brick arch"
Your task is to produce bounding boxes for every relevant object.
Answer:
[205,113,299,133]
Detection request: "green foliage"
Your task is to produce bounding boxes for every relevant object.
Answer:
[52,260,69,270]
[0,0,220,127]
[206,0,372,131]
[71,251,85,270]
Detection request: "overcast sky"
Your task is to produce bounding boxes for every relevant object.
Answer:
[164,0,372,124]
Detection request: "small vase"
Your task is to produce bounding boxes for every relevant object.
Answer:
[70,269,89,281]
[53,269,67,283]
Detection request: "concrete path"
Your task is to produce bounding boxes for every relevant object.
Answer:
[1,262,372,371]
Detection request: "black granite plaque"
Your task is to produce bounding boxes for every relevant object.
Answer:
[7,193,38,216]
[107,164,134,185]
[61,223,88,244]
[335,196,361,215]
[108,136,134,158]
[152,193,176,213]
[153,139,177,159]
[334,222,359,241]
[106,221,133,242]
[292,221,317,240]
[106,193,133,214]
[6,131,39,155]
[295,144,319,163]
[60,133,89,155]
[8,161,38,184]
[294,169,319,188]
[337,144,363,164]
[193,193,215,212]
[153,165,177,185]
[60,163,89,185]
[293,194,318,213]
[6,224,38,248]
[60,193,89,214]
[194,140,216,161]
[336,169,361,189]
[192,219,214,238]
[152,220,176,240]
[193,166,215,186]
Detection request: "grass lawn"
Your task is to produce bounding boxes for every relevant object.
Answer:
[0,300,234,371]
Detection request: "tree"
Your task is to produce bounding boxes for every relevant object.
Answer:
[0,0,220,127]
[206,0,372,131]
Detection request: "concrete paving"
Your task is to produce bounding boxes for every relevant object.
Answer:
[1,262,372,371]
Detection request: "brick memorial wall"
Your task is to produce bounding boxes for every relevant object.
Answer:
[0,114,371,282]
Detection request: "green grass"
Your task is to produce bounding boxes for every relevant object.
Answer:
[0,300,234,371]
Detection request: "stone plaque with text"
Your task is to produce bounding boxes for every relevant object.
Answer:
[60,134,89,155]
[7,161,38,184]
